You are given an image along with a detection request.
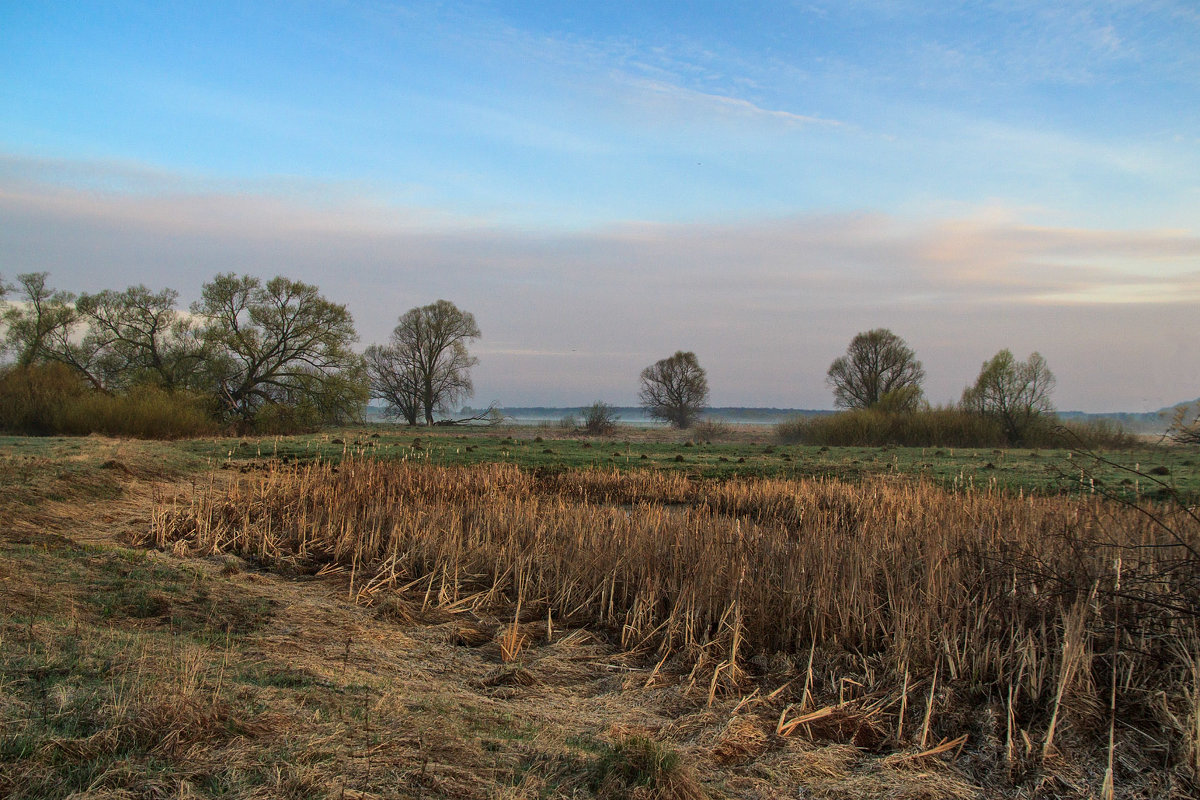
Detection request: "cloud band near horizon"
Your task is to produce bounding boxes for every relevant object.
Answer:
[1,155,1197,413]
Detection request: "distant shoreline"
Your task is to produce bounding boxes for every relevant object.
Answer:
[494,406,830,427]
[361,405,1179,433]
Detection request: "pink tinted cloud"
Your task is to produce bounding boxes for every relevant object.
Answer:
[2,160,1196,410]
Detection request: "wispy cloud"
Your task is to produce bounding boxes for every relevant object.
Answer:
[0,154,477,234]
[615,77,844,129]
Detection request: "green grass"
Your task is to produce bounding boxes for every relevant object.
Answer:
[1,543,244,797]
[238,664,324,690]
[0,528,344,799]
[0,435,211,506]
[1,424,1195,503]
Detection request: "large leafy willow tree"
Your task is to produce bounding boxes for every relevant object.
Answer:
[192,274,366,426]
[365,300,480,425]
[826,328,925,412]
[3,273,206,392]
[639,350,709,429]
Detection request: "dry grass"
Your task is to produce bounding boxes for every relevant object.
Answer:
[2,513,677,800]
[140,457,1200,797]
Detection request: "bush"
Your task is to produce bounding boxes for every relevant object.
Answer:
[778,407,1006,448]
[582,401,619,435]
[692,418,732,440]
[1056,418,1139,450]
[0,366,219,438]
[778,407,1137,450]
[56,385,219,439]
[246,401,323,436]
[0,363,89,435]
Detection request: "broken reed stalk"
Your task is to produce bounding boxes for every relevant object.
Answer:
[1102,560,1121,800]
[899,733,969,761]
[500,562,527,663]
[1191,650,1200,778]
[919,662,939,750]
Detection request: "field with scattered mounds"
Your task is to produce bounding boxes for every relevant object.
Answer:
[162,423,1199,500]
[2,429,1198,799]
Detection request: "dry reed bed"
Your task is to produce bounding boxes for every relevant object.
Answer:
[145,459,1200,791]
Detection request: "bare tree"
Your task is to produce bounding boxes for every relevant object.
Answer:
[364,342,422,425]
[826,328,925,411]
[368,300,480,426]
[961,349,1055,444]
[639,351,709,429]
[192,273,366,425]
[1167,403,1200,446]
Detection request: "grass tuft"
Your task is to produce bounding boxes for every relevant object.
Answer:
[592,735,707,799]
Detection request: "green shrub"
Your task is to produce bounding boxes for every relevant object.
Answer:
[778,406,1006,448]
[245,401,323,436]
[0,368,219,439]
[778,407,1137,450]
[0,363,89,435]
[56,385,219,439]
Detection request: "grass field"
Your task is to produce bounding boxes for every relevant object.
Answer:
[2,428,1198,799]
[164,423,1200,501]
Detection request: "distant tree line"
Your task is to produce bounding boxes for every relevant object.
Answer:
[0,272,1174,447]
[0,272,485,436]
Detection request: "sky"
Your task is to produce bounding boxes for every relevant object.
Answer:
[2,0,1198,411]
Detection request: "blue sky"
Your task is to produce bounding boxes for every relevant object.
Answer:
[2,1,1198,410]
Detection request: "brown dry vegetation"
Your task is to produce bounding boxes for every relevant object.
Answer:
[133,457,1200,798]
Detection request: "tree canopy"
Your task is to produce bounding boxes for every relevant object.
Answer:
[1168,404,1200,446]
[79,286,205,390]
[1,272,369,434]
[191,274,366,427]
[366,300,480,425]
[2,273,80,372]
[961,349,1055,444]
[639,351,709,429]
[826,328,925,412]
